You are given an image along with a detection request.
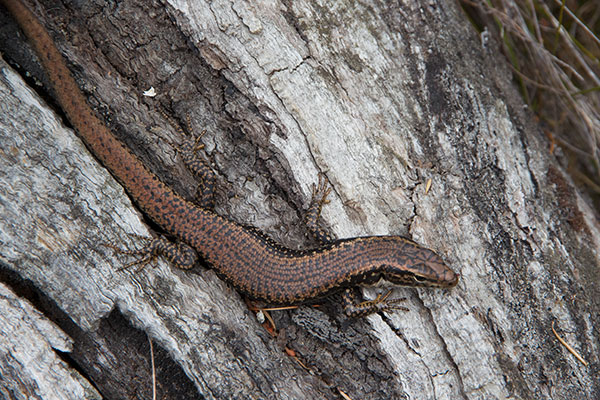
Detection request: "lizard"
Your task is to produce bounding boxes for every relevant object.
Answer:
[0,0,458,316]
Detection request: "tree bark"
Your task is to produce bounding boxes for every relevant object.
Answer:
[0,0,598,399]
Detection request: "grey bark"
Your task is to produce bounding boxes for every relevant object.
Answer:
[0,0,598,399]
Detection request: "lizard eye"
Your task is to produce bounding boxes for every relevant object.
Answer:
[412,275,429,283]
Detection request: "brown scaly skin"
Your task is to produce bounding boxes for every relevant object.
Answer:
[2,0,459,316]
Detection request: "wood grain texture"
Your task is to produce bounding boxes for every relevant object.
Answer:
[1,0,598,399]
[0,282,101,399]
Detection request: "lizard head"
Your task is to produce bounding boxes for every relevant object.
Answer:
[358,236,459,289]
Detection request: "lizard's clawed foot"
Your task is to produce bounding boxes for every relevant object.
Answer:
[102,233,198,271]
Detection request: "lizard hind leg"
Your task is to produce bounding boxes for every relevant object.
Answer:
[103,234,198,271]
[160,109,217,209]
[178,128,217,209]
[305,173,334,243]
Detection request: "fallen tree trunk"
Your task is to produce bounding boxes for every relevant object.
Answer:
[0,0,598,399]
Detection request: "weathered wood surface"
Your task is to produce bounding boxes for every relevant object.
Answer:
[0,0,598,399]
[0,282,102,399]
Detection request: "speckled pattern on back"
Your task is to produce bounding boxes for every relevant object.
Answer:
[3,0,459,311]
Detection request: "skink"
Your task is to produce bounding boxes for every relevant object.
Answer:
[1,0,458,316]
